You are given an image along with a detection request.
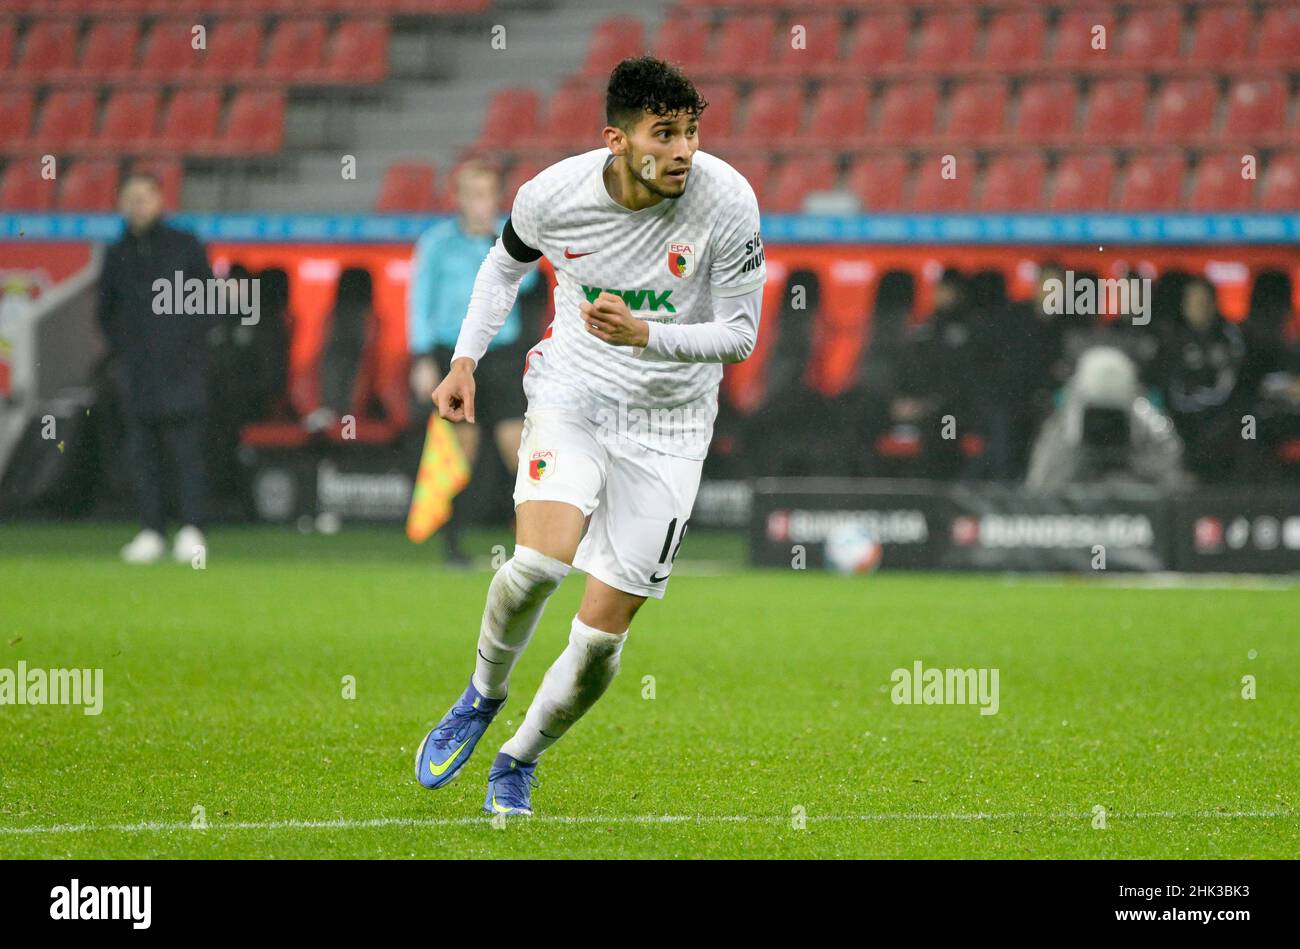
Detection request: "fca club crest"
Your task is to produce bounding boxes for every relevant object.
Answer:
[667,241,695,278]
[529,449,555,482]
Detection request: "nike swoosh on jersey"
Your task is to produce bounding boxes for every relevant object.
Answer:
[427,739,470,777]
[648,572,671,583]
[564,247,596,259]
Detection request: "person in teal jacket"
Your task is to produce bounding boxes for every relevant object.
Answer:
[408,160,539,564]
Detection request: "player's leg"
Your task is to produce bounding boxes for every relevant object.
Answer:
[495,575,641,758]
[485,439,700,815]
[493,417,524,475]
[416,411,603,790]
[121,414,167,563]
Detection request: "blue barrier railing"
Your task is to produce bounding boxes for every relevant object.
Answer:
[2,212,1297,244]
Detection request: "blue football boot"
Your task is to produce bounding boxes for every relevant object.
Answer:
[483,752,540,816]
[415,680,505,789]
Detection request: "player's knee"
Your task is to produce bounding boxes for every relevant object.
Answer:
[507,544,571,602]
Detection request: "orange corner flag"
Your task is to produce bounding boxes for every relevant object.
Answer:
[406,413,471,543]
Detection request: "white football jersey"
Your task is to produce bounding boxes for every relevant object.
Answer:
[509,147,766,460]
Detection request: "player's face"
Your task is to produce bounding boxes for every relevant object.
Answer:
[626,110,698,199]
[456,171,500,233]
[119,180,163,234]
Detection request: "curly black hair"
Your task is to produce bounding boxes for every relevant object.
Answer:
[606,56,709,130]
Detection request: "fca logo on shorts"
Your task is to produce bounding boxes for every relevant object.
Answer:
[529,450,555,482]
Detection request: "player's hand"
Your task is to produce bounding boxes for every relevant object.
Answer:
[432,357,477,423]
[581,292,650,348]
[410,356,441,400]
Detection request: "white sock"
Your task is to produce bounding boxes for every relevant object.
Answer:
[471,545,570,700]
[500,616,627,763]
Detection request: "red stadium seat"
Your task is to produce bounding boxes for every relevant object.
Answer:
[1053,9,1116,69]
[914,10,977,69]
[581,15,643,78]
[1258,6,1300,66]
[1258,153,1300,210]
[139,19,200,81]
[842,12,909,74]
[198,18,264,80]
[1081,78,1147,145]
[911,152,975,211]
[58,159,119,210]
[1012,79,1077,144]
[703,13,776,77]
[78,20,140,79]
[1117,7,1183,68]
[1223,77,1287,144]
[529,84,603,150]
[222,89,284,154]
[0,91,35,153]
[15,20,78,77]
[770,13,842,76]
[652,16,712,71]
[98,90,160,150]
[875,82,939,144]
[1049,152,1115,210]
[765,154,838,212]
[698,84,737,151]
[34,90,97,152]
[734,84,804,148]
[1118,152,1187,210]
[324,19,388,83]
[945,80,1008,144]
[264,18,328,81]
[156,88,222,153]
[1187,6,1252,68]
[846,153,909,211]
[132,158,183,209]
[1188,152,1255,210]
[803,83,869,148]
[983,9,1045,69]
[375,162,437,212]
[979,152,1046,210]
[475,87,538,151]
[0,161,57,210]
[1151,79,1217,143]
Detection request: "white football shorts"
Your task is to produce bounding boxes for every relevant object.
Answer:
[512,408,702,599]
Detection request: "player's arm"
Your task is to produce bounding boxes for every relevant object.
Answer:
[581,286,762,363]
[435,217,541,423]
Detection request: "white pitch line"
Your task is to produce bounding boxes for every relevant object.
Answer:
[0,810,1292,836]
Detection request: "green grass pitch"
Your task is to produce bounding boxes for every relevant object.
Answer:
[1,523,1295,858]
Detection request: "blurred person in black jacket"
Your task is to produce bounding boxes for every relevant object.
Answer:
[994,261,1070,437]
[1156,276,1247,483]
[1238,269,1300,480]
[96,172,213,564]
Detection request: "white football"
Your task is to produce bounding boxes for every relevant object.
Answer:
[823,523,883,575]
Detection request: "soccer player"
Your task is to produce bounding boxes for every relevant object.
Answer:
[414,56,767,815]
